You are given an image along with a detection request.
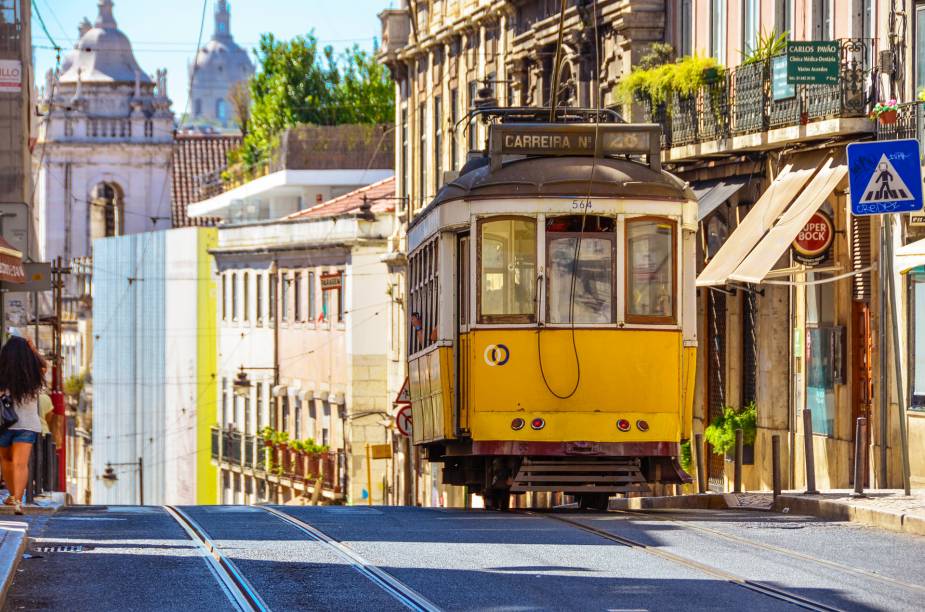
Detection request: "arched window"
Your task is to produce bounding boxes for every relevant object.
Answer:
[216,99,228,123]
[89,182,123,241]
[194,98,203,116]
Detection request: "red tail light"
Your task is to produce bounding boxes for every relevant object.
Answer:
[616,419,631,432]
[531,417,545,430]
[636,419,650,432]
[511,418,525,431]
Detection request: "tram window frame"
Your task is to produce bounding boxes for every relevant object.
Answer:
[545,216,616,325]
[408,237,440,354]
[477,216,537,325]
[624,216,678,325]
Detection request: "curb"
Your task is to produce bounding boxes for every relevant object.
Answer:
[608,493,728,511]
[0,520,28,609]
[775,495,925,537]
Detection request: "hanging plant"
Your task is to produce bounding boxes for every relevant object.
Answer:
[870,99,899,124]
[704,402,757,456]
[616,55,726,108]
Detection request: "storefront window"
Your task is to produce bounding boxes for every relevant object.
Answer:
[806,273,837,435]
[626,218,675,323]
[479,218,536,322]
[910,268,925,411]
[546,216,614,324]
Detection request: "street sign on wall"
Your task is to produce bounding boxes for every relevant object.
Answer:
[847,139,924,215]
[786,41,840,85]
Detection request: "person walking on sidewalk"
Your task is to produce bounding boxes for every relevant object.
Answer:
[0,336,47,515]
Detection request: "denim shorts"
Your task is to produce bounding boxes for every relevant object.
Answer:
[0,429,38,447]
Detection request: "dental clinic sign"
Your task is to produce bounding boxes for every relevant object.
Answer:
[787,41,840,85]
[0,60,22,92]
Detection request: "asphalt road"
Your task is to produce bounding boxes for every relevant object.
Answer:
[5,504,924,611]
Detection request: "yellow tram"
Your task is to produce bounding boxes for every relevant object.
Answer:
[406,113,698,509]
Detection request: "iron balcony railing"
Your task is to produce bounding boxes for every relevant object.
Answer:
[653,38,873,150]
[212,426,344,494]
[876,102,923,142]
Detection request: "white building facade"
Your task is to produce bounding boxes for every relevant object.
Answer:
[35,0,174,263]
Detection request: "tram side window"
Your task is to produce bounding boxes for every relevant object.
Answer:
[625,218,676,323]
[546,216,615,324]
[409,238,439,354]
[479,218,536,323]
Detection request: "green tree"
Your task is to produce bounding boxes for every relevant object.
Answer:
[235,33,394,168]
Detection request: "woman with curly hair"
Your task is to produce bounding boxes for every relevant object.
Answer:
[0,336,47,515]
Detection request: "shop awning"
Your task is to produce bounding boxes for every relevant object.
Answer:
[694,176,751,221]
[730,156,847,284]
[0,237,24,284]
[697,158,821,287]
[896,238,925,273]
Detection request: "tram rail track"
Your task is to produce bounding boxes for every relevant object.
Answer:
[609,508,925,596]
[258,506,443,612]
[525,510,846,612]
[164,505,270,612]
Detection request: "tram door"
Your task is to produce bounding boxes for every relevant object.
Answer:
[456,234,471,434]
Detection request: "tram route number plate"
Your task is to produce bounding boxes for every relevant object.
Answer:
[492,125,654,158]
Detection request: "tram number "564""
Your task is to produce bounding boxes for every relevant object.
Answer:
[571,199,592,210]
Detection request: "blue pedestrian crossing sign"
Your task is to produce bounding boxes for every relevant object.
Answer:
[847,139,923,216]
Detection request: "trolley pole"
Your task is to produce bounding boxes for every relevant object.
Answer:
[51,257,70,493]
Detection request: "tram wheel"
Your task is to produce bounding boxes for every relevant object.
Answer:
[577,493,610,511]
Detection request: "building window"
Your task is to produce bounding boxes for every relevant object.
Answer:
[216,99,228,123]
[308,271,316,322]
[337,282,345,322]
[401,107,409,202]
[221,378,228,425]
[221,273,227,320]
[711,0,726,61]
[467,80,477,150]
[813,0,831,41]
[194,98,202,116]
[231,273,238,321]
[546,216,615,324]
[434,95,443,194]
[282,396,290,435]
[418,102,427,205]
[917,6,925,92]
[242,272,249,322]
[255,273,263,322]
[294,401,302,439]
[294,272,302,321]
[243,395,251,436]
[743,0,760,55]
[256,383,264,429]
[281,273,289,322]
[269,273,277,322]
[450,88,459,171]
[910,269,925,411]
[625,218,676,324]
[679,0,693,57]
[775,0,792,36]
[322,286,332,323]
[478,218,537,324]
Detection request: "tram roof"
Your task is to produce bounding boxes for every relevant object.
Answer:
[412,155,694,229]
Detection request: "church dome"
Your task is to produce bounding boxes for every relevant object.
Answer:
[59,1,151,85]
[193,37,253,82]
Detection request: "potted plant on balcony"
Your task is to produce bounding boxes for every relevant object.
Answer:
[870,100,899,125]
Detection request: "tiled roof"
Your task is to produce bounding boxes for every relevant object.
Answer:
[286,176,397,220]
[171,133,241,227]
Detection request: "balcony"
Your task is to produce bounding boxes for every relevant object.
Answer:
[876,102,924,142]
[654,39,874,162]
[211,426,344,497]
[378,9,410,56]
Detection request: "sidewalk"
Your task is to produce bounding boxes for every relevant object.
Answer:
[0,519,28,608]
[774,489,925,537]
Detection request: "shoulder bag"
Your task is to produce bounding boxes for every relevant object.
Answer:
[0,394,19,433]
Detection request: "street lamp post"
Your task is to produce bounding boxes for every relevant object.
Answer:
[101,457,144,505]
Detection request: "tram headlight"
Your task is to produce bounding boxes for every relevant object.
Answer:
[530,417,545,430]
[511,418,525,431]
[616,419,631,432]
[636,419,650,432]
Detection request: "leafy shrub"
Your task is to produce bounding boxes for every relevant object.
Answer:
[679,439,693,473]
[704,402,757,456]
[616,55,725,106]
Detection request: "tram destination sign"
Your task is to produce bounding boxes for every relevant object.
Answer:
[490,124,661,171]
[786,41,840,85]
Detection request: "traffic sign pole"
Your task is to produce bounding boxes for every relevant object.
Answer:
[883,219,913,495]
